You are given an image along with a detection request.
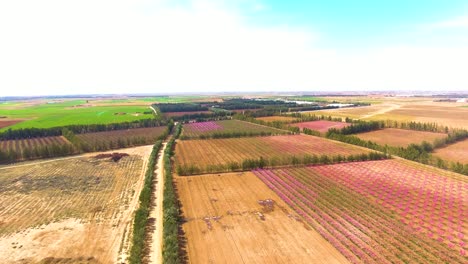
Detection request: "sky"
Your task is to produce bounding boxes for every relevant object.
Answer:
[0,0,468,96]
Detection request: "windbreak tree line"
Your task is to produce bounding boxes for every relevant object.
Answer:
[0,118,166,140]
[176,152,389,176]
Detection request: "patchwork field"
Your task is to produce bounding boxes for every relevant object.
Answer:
[76,126,167,150]
[176,172,349,263]
[354,128,447,147]
[0,146,152,263]
[175,134,370,174]
[180,120,287,139]
[292,120,351,133]
[254,159,468,263]
[433,139,468,164]
[256,116,298,122]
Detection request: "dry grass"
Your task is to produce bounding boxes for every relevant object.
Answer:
[0,146,152,263]
[176,172,349,263]
[354,128,447,147]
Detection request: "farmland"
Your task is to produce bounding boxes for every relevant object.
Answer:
[254,159,468,263]
[354,128,447,147]
[175,134,370,174]
[180,120,288,139]
[0,146,153,263]
[176,172,349,263]
[0,119,23,129]
[366,103,468,129]
[433,139,468,164]
[76,126,167,150]
[0,100,155,131]
[292,120,351,133]
[0,136,75,162]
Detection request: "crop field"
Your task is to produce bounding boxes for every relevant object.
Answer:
[433,139,468,164]
[0,146,152,263]
[0,100,154,131]
[175,134,369,173]
[292,120,351,133]
[76,126,167,148]
[180,120,287,139]
[354,128,447,147]
[253,159,468,263]
[0,136,72,155]
[255,116,298,122]
[176,172,349,263]
[365,103,468,129]
[301,104,398,119]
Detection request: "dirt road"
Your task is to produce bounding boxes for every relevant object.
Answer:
[148,141,168,264]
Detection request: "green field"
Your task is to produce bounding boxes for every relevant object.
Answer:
[0,100,154,130]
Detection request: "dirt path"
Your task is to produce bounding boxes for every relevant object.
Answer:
[361,103,401,119]
[150,106,158,116]
[148,141,168,264]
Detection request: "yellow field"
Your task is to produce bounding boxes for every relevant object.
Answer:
[176,172,349,263]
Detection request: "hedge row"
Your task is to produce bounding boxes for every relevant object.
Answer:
[162,123,182,263]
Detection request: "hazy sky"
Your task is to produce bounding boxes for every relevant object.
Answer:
[1,0,468,96]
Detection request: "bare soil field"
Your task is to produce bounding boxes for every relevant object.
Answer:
[433,139,468,164]
[354,128,447,147]
[176,172,349,264]
[0,145,153,264]
[0,119,24,129]
[255,116,298,122]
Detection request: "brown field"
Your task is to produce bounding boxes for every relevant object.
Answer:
[175,134,369,173]
[433,139,468,164]
[256,116,298,122]
[0,146,152,263]
[176,172,349,263]
[0,119,24,129]
[76,126,167,148]
[355,128,447,147]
